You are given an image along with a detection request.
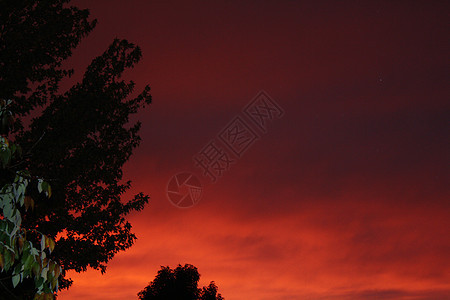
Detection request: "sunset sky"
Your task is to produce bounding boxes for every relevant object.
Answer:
[58,1,449,299]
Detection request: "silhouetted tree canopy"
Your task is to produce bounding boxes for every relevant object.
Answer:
[0,0,96,120]
[199,282,224,300]
[138,264,224,300]
[0,0,151,293]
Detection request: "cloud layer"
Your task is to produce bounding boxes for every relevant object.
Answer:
[59,1,449,299]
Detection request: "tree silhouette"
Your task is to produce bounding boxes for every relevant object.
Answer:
[0,0,96,120]
[199,282,224,300]
[0,0,151,292]
[138,264,224,300]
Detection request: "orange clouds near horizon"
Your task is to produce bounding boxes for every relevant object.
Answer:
[59,186,450,299]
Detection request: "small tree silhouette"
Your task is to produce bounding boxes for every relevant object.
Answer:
[199,281,224,300]
[138,264,224,300]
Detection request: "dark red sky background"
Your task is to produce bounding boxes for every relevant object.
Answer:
[58,1,449,299]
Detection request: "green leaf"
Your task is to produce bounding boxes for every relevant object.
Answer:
[41,266,48,281]
[17,183,26,203]
[51,275,58,291]
[32,261,41,277]
[23,252,34,274]
[10,220,19,237]
[41,181,51,198]
[47,272,54,285]
[37,180,43,193]
[41,181,48,194]
[12,273,20,288]
[40,235,46,251]
[3,203,13,219]
[6,221,14,234]
[30,245,39,256]
[4,249,15,271]
[12,212,22,229]
[3,250,11,272]
[35,276,44,289]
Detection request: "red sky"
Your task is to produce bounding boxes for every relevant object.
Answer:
[58,1,449,299]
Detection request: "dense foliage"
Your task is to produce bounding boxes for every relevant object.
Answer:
[138,264,224,300]
[0,100,61,299]
[0,0,152,293]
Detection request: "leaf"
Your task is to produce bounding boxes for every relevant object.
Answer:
[12,273,20,288]
[32,261,41,277]
[35,276,44,289]
[34,293,44,300]
[51,275,57,290]
[48,238,55,253]
[30,245,39,256]
[6,221,14,235]
[47,270,53,284]
[17,235,24,253]
[37,180,43,193]
[41,266,48,281]
[0,253,3,271]
[19,193,25,206]
[8,249,15,265]
[3,250,11,272]
[42,181,51,198]
[40,234,46,251]
[17,183,25,200]
[48,261,55,273]
[23,252,34,274]
[12,212,22,230]
[42,257,48,268]
[54,265,61,278]
[24,196,33,211]
[41,181,48,193]
[44,293,54,300]
[3,202,13,219]
[10,222,19,237]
